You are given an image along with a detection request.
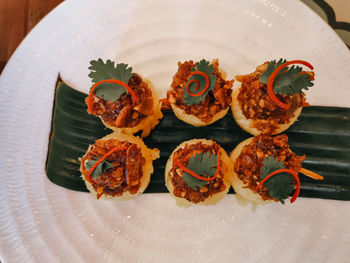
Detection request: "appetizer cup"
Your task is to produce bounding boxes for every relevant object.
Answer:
[232,59,315,135]
[165,139,233,206]
[167,59,234,126]
[230,134,323,204]
[86,59,163,137]
[80,133,159,200]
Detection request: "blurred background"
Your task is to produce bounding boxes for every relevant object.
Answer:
[0,0,63,73]
[0,0,349,73]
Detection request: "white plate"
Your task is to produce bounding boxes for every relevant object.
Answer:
[0,0,349,262]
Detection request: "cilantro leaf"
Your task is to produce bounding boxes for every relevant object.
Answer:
[273,65,314,95]
[182,173,208,190]
[193,59,214,76]
[259,59,314,96]
[94,84,127,101]
[182,152,217,190]
[259,59,287,84]
[88,59,133,83]
[260,156,295,204]
[85,159,114,180]
[88,59,133,102]
[183,59,217,106]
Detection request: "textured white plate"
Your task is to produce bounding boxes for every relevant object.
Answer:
[0,0,350,262]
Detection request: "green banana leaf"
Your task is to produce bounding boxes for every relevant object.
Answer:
[46,78,350,200]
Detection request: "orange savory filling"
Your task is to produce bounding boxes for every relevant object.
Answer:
[86,73,154,128]
[81,139,145,199]
[236,63,312,134]
[234,134,304,201]
[171,142,225,203]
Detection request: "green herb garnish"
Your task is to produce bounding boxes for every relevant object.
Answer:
[259,58,314,95]
[88,59,133,101]
[183,59,217,106]
[260,156,295,204]
[85,159,114,180]
[182,152,217,190]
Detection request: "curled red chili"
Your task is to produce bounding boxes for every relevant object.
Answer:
[185,71,210,97]
[86,146,128,184]
[87,79,136,114]
[267,60,313,110]
[255,168,300,203]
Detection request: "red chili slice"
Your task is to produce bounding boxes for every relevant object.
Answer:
[87,79,136,114]
[254,168,300,203]
[267,60,314,110]
[185,71,210,97]
[175,150,221,182]
[86,146,128,184]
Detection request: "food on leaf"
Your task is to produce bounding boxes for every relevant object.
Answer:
[165,139,233,207]
[80,133,159,200]
[230,134,323,204]
[167,59,233,127]
[231,58,315,135]
[86,58,163,137]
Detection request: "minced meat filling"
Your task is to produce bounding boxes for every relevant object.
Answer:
[236,63,312,134]
[234,134,305,201]
[81,139,145,198]
[87,73,154,128]
[167,60,233,123]
[170,142,226,203]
